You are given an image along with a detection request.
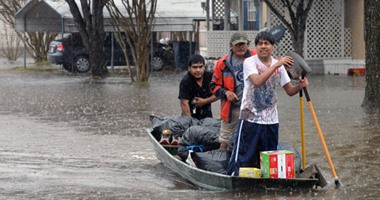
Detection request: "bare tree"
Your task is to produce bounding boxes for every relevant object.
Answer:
[262,0,314,57]
[106,0,157,82]
[0,0,58,62]
[363,0,380,109]
[111,31,135,81]
[1,24,22,60]
[105,3,134,82]
[66,0,109,76]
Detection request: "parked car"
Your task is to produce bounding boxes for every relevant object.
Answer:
[47,32,174,73]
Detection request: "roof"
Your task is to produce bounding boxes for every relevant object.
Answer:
[15,0,206,32]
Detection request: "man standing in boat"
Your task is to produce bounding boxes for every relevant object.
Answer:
[210,32,257,150]
[227,31,309,176]
[178,54,218,120]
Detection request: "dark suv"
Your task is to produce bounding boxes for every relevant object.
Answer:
[47,33,174,73]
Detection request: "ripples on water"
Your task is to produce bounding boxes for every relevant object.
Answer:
[0,70,379,199]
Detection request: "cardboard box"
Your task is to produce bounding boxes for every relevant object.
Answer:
[260,150,295,179]
[239,167,261,178]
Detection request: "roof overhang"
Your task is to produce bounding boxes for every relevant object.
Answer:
[14,0,206,33]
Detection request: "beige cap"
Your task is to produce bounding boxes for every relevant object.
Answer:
[230,32,249,46]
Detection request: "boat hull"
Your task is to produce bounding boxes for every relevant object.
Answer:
[147,128,318,190]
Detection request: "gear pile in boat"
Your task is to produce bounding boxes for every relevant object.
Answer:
[150,115,302,174]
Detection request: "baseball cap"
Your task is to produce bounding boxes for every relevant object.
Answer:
[230,32,249,46]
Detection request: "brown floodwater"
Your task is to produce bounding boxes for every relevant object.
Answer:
[0,68,378,199]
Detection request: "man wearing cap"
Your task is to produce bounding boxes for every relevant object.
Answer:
[210,32,257,150]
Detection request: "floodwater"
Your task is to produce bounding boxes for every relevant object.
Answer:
[0,67,379,199]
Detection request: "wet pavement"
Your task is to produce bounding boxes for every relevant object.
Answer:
[0,62,379,199]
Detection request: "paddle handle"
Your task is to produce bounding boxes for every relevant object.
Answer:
[303,88,339,180]
[299,90,306,169]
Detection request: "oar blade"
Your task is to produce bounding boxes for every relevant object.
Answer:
[268,24,286,43]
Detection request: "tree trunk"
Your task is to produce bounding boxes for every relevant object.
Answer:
[363,0,380,109]
[66,0,108,77]
[133,37,150,82]
[89,1,108,76]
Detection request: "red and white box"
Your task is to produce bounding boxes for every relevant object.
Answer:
[260,150,295,179]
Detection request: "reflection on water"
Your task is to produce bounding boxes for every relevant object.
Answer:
[0,70,379,199]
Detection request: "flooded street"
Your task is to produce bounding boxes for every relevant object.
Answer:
[0,67,379,199]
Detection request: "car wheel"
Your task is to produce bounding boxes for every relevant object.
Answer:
[74,56,90,73]
[151,56,164,71]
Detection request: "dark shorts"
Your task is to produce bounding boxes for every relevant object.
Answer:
[227,120,279,176]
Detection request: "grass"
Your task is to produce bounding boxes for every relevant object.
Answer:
[34,60,52,66]
[11,67,61,72]
[0,64,62,72]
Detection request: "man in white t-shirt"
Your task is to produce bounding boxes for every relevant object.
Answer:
[227,31,309,176]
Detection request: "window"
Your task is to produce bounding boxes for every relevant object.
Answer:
[247,0,256,22]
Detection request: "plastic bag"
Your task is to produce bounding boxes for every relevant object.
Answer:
[191,149,230,174]
[149,115,198,140]
[177,125,220,160]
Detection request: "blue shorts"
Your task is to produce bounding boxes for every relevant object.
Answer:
[227,119,279,176]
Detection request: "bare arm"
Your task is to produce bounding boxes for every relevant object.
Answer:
[249,56,294,87]
[180,99,191,116]
[283,77,309,96]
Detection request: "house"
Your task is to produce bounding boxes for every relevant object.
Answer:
[205,0,365,75]
[11,0,365,74]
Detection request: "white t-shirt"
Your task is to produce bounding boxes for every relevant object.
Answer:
[240,55,291,124]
